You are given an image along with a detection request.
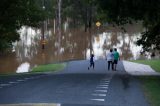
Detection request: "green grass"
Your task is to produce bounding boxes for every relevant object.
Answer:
[131,60,160,72]
[141,77,160,106]
[132,59,160,106]
[32,63,66,73]
[0,63,66,76]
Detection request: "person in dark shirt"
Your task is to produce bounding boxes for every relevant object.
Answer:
[113,48,120,71]
[88,54,95,70]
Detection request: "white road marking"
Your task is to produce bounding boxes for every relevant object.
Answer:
[34,77,40,78]
[102,78,110,80]
[0,84,11,86]
[98,85,109,87]
[90,99,105,102]
[100,82,109,84]
[0,103,61,106]
[38,75,44,77]
[17,80,25,82]
[25,77,35,80]
[95,90,108,93]
[101,81,110,83]
[100,83,109,85]
[9,82,19,84]
[96,86,108,89]
[24,78,31,80]
[101,78,110,80]
[92,94,106,96]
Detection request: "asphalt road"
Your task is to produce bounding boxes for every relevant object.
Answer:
[0,60,149,106]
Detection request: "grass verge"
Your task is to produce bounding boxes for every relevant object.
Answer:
[31,63,66,73]
[0,63,66,76]
[131,60,160,72]
[140,76,160,106]
[132,60,160,106]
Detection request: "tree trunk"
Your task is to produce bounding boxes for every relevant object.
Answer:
[85,7,88,32]
[57,0,62,56]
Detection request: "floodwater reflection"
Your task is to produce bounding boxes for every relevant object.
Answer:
[89,32,142,60]
[16,62,30,73]
[0,24,158,74]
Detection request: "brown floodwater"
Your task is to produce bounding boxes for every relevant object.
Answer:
[0,24,159,74]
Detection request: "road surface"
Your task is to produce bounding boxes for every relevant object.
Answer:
[0,60,149,106]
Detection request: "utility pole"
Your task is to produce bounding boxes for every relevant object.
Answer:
[42,0,46,49]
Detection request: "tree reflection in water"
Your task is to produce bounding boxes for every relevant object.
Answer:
[0,24,158,74]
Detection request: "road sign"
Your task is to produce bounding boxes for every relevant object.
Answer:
[41,40,47,45]
[96,21,101,27]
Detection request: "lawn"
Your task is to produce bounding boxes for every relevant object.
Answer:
[0,63,66,77]
[32,63,66,73]
[132,59,160,106]
[141,77,160,106]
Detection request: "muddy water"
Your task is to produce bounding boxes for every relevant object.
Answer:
[0,24,158,74]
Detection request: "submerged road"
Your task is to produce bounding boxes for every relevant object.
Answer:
[0,60,149,106]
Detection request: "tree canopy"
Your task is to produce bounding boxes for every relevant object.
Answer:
[0,0,48,52]
[0,0,98,53]
[1,0,160,52]
[97,0,160,51]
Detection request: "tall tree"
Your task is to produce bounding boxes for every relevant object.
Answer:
[97,0,160,51]
[0,0,47,53]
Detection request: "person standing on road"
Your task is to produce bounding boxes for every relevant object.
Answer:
[88,53,95,70]
[106,49,114,71]
[113,48,120,71]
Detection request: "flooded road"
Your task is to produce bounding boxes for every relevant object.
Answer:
[0,24,158,74]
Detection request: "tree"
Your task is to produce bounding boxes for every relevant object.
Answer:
[97,0,160,51]
[0,0,46,53]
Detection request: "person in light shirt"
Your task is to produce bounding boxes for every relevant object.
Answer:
[106,49,114,71]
